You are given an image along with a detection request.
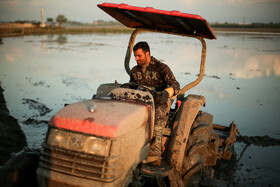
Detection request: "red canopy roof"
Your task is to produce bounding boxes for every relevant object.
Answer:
[98,3,216,39]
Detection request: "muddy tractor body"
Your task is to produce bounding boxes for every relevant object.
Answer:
[36,3,238,187]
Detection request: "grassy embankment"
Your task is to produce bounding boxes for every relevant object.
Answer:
[1,25,280,38]
[212,27,280,33]
[0,26,133,37]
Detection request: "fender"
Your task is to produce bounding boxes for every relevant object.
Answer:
[167,94,205,172]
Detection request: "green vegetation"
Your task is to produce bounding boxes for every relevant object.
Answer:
[56,14,67,27]
[1,20,280,38]
[13,20,40,25]
[63,20,123,28]
[209,22,280,33]
[0,27,133,38]
[47,18,54,22]
[210,22,280,29]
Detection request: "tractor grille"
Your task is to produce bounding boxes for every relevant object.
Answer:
[39,143,121,182]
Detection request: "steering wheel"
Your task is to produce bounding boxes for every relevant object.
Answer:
[137,84,154,92]
[120,82,139,89]
[121,82,157,97]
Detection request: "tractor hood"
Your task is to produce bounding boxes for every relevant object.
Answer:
[49,99,150,138]
[98,3,216,39]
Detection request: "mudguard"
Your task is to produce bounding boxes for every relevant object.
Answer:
[167,94,205,172]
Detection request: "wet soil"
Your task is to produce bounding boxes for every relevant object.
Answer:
[237,135,280,147]
[0,83,39,187]
[22,98,52,117]
[0,82,27,165]
[21,98,52,126]
[207,135,280,186]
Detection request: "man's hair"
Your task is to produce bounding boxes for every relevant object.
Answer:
[133,41,150,54]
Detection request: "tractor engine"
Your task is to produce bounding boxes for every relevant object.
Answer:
[36,88,154,187]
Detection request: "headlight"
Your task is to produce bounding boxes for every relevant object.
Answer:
[47,128,111,157]
[47,128,68,148]
[83,136,111,157]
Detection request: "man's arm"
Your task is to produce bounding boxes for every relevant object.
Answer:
[161,64,180,97]
[129,68,137,84]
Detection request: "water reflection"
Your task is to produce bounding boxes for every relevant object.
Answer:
[4,46,23,62]
[41,34,68,51]
[56,34,67,45]
[208,43,280,79]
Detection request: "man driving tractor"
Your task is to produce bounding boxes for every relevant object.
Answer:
[129,41,180,166]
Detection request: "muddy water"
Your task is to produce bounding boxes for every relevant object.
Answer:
[0,32,280,185]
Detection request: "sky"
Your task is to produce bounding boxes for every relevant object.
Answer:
[0,0,280,24]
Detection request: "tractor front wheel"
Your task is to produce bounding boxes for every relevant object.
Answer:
[180,111,213,186]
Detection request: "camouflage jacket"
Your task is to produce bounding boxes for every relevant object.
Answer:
[129,57,180,95]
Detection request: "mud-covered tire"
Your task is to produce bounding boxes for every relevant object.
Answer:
[180,111,213,186]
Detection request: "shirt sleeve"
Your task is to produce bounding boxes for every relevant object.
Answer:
[160,64,180,95]
[129,67,136,83]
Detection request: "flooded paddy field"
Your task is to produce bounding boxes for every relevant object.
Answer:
[0,31,280,186]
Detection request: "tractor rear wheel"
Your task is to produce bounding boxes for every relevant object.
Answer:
[180,111,213,186]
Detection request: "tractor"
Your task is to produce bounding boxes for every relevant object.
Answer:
[36,3,238,186]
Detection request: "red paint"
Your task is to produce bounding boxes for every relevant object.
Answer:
[49,116,118,137]
[98,3,203,20]
[177,100,182,108]
[48,100,151,138]
[97,3,217,39]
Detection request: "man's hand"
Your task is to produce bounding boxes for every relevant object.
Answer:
[164,87,174,97]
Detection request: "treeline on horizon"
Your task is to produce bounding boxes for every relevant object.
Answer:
[2,19,280,28]
[59,20,280,28]
[210,22,280,28]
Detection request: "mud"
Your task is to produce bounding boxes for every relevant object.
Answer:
[0,148,40,187]
[25,77,51,88]
[206,155,240,186]
[201,135,280,186]
[22,98,52,117]
[206,75,221,79]
[237,135,280,146]
[184,72,222,80]
[200,134,280,186]
[22,118,49,125]
[0,82,27,165]
[0,83,40,186]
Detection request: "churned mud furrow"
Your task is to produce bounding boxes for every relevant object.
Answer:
[0,82,27,165]
[237,135,280,147]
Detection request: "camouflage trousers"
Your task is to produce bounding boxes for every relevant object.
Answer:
[150,100,171,154]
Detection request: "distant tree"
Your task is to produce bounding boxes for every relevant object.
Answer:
[47,18,53,22]
[56,14,67,27]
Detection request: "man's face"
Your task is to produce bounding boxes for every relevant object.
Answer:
[133,48,149,66]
